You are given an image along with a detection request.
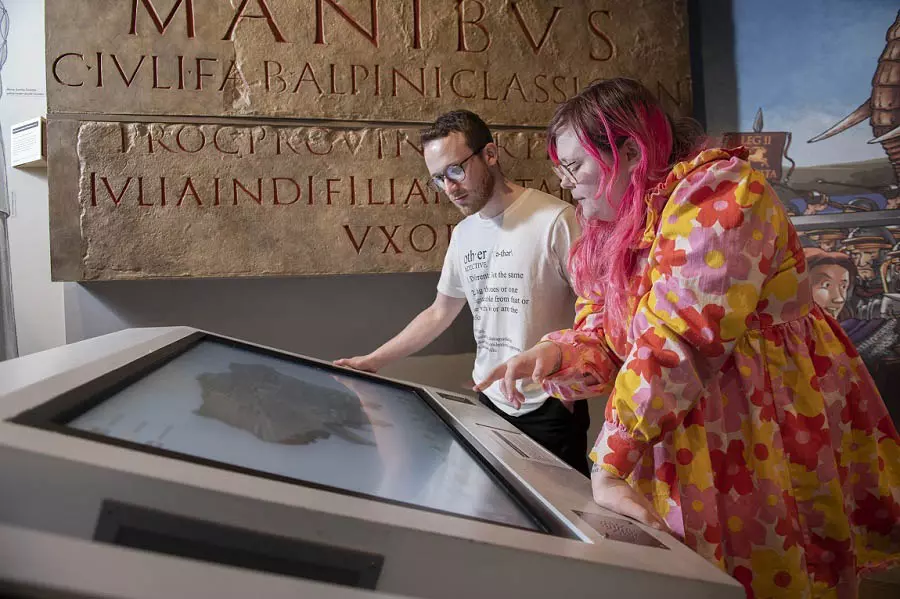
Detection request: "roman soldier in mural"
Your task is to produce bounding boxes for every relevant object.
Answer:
[805,229,846,252]
[881,242,900,314]
[840,226,895,319]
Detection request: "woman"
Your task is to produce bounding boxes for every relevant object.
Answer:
[476,79,900,598]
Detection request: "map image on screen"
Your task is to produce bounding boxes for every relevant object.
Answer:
[68,341,538,531]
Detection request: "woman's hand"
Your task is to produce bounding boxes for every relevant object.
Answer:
[591,464,671,533]
[473,341,562,408]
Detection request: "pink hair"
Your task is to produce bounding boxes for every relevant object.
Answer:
[548,78,704,323]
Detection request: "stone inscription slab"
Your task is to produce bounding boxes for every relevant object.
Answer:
[49,119,569,280]
[46,0,692,126]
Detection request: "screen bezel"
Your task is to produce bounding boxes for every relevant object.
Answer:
[9,332,566,537]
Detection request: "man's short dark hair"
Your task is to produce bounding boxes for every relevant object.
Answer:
[420,110,494,151]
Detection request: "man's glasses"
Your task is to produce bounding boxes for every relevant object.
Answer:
[428,144,486,192]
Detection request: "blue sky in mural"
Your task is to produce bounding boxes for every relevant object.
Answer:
[733,0,898,166]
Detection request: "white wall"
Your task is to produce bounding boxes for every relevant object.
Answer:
[1,0,65,356]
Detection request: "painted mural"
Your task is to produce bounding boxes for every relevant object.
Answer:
[723,2,900,415]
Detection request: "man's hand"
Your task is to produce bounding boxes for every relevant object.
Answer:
[334,354,384,373]
[591,464,671,533]
[473,341,562,408]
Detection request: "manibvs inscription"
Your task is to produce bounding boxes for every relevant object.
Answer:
[47,0,692,125]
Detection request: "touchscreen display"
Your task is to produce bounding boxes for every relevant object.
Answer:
[68,340,539,531]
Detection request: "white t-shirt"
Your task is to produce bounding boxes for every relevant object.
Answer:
[438,189,579,416]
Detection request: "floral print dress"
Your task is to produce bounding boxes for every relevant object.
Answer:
[542,148,900,598]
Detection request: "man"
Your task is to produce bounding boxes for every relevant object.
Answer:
[841,226,894,319]
[335,110,589,475]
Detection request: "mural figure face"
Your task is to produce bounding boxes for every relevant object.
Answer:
[887,256,900,292]
[810,264,851,318]
[817,238,839,252]
[848,243,884,281]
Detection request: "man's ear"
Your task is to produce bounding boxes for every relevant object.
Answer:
[482,142,499,167]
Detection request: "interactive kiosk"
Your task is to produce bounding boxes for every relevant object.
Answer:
[0,327,742,598]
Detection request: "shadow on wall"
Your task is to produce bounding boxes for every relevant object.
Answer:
[689,0,739,134]
[64,272,475,361]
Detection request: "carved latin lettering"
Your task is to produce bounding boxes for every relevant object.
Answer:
[395,133,423,157]
[234,178,263,205]
[657,79,689,111]
[510,3,562,54]
[219,61,243,92]
[151,55,171,89]
[533,74,550,103]
[147,125,174,153]
[410,224,437,253]
[326,178,340,204]
[111,54,145,87]
[494,133,521,159]
[213,127,240,155]
[589,11,615,61]
[265,60,287,93]
[306,130,334,155]
[175,125,205,153]
[101,177,133,206]
[130,0,195,38]
[195,57,217,90]
[342,130,368,156]
[457,0,490,53]
[482,71,498,100]
[223,0,288,42]
[392,67,426,97]
[502,73,528,102]
[404,180,428,204]
[178,177,203,206]
[450,69,476,98]
[329,64,347,94]
[273,178,301,205]
[551,75,568,102]
[344,225,371,254]
[379,225,402,254]
[315,0,379,47]
[97,52,105,87]
[350,64,368,94]
[249,127,267,155]
[411,0,422,49]
[52,53,85,87]
[175,177,203,206]
[293,63,323,94]
[176,55,186,89]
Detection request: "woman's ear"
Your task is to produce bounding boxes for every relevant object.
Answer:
[622,138,641,173]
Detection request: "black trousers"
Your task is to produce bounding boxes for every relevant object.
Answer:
[478,393,591,477]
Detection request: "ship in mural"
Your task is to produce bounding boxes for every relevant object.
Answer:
[808,9,900,185]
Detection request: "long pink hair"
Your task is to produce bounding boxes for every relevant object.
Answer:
[548,78,705,323]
